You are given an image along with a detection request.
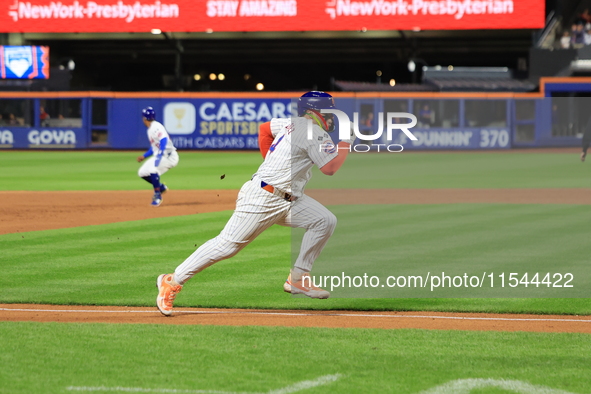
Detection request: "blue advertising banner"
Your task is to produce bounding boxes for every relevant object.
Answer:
[0,127,87,149]
[162,99,292,150]
[392,128,511,150]
[6,88,591,151]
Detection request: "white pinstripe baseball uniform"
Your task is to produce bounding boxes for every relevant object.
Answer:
[174,116,339,284]
[138,120,179,178]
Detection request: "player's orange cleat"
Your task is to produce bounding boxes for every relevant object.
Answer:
[156,273,183,316]
[290,273,330,299]
[283,273,292,293]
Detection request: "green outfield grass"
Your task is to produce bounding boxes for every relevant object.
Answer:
[1,322,590,394]
[2,205,590,314]
[1,150,589,191]
[310,149,591,189]
[1,150,262,191]
[2,149,590,393]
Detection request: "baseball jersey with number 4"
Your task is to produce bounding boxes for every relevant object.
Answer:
[256,117,338,197]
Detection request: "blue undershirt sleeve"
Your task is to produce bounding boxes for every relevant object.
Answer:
[143,147,154,158]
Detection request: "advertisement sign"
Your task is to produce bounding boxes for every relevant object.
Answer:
[1,128,87,149]
[164,98,292,150]
[0,46,49,79]
[0,0,544,33]
[394,128,511,149]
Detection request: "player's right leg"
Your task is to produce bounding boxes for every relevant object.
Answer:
[174,180,290,282]
[156,273,182,316]
[157,180,289,314]
[138,158,165,206]
[154,152,179,195]
[154,151,179,177]
[138,157,157,183]
[277,195,336,298]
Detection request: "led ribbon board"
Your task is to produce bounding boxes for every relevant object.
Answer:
[0,45,49,79]
[0,0,544,33]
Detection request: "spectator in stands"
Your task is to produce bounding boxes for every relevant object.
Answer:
[39,106,50,127]
[8,113,18,125]
[579,9,591,24]
[572,24,585,48]
[418,104,434,127]
[361,111,374,129]
[561,31,572,48]
[0,114,5,125]
[391,103,409,126]
[585,28,591,46]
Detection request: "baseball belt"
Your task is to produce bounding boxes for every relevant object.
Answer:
[260,180,297,202]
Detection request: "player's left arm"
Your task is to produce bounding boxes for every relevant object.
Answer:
[137,147,153,162]
[319,142,350,175]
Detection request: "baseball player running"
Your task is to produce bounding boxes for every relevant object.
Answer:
[137,106,179,207]
[156,91,355,316]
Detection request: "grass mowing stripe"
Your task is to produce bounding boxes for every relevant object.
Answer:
[0,322,590,394]
[1,151,262,191]
[1,205,591,314]
[301,203,591,298]
[2,151,590,190]
[307,151,591,189]
[65,373,344,393]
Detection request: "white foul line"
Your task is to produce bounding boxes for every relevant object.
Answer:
[418,378,579,394]
[1,307,590,323]
[65,374,343,394]
[268,374,342,394]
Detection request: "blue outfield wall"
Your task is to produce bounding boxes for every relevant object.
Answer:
[0,82,588,151]
[1,126,87,149]
[112,98,295,150]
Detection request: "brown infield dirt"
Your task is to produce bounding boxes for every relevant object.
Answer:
[2,187,591,333]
